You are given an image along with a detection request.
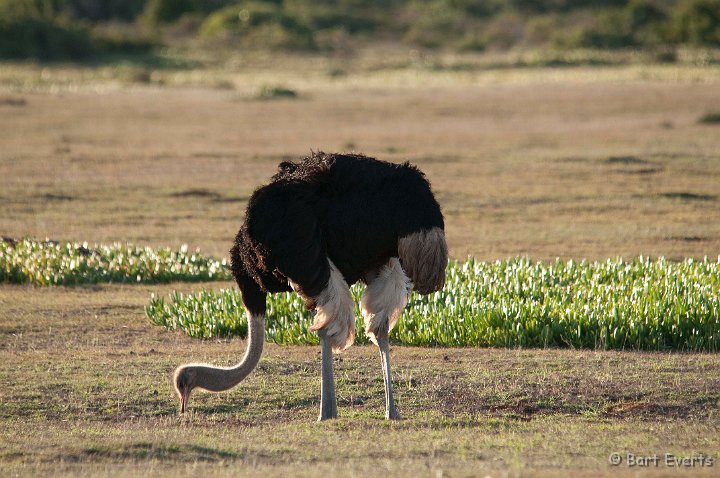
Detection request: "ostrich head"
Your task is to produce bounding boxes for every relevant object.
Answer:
[173,365,197,413]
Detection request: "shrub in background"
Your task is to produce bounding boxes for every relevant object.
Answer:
[404,1,469,49]
[672,0,720,45]
[0,6,95,59]
[91,23,158,55]
[524,14,560,45]
[294,4,379,34]
[508,0,627,14]
[0,0,159,59]
[200,2,316,50]
[551,1,673,49]
[57,0,149,21]
[142,0,197,23]
[626,0,670,45]
[2,0,720,58]
[446,0,503,17]
[483,13,526,49]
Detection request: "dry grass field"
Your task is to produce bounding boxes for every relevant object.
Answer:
[1,55,720,476]
[2,58,720,260]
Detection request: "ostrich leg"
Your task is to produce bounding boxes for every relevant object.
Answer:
[318,328,338,420]
[376,319,401,420]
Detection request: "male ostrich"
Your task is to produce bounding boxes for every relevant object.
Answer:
[174,152,448,420]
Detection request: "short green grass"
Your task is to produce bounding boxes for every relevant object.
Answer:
[147,257,720,351]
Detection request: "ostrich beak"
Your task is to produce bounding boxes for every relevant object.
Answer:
[179,389,190,414]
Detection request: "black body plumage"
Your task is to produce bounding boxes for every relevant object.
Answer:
[230,152,445,317]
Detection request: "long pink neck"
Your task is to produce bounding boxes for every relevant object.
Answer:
[195,314,265,392]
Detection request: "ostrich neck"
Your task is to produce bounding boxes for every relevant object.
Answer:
[197,314,265,392]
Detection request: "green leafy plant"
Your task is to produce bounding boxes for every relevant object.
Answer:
[147,257,720,351]
[0,239,231,285]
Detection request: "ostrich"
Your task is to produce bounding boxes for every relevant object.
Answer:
[174,152,448,420]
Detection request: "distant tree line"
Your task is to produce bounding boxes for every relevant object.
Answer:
[1,0,719,59]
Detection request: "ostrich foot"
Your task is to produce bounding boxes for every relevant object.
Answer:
[318,405,338,422]
[386,407,402,420]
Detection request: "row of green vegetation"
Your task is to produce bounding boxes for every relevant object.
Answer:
[4,239,718,350]
[1,0,720,59]
[0,238,230,285]
[147,257,720,351]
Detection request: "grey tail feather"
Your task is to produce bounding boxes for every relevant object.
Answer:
[397,227,448,294]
